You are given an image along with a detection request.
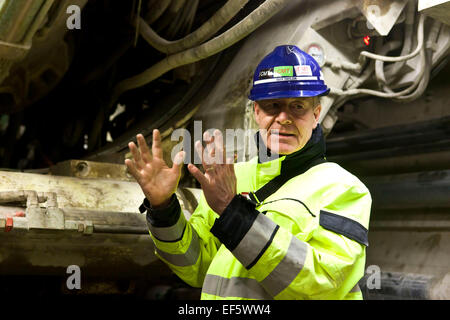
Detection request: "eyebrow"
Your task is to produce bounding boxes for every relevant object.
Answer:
[289,99,314,107]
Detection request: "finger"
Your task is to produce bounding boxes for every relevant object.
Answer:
[204,131,215,161]
[207,141,215,163]
[195,140,209,168]
[137,134,152,163]
[213,129,225,164]
[172,151,185,175]
[188,163,208,186]
[129,142,144,168]
[125,159,140,180]
[152,129,163,159]
[203,130,213,143]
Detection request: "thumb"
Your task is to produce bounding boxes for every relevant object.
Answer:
[188,163,208,186]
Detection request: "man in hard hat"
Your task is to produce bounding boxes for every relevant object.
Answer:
[126,45,371,300]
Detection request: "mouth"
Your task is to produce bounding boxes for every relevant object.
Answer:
[271,131,296,137]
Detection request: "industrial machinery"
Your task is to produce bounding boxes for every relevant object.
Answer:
[0,0,449,299]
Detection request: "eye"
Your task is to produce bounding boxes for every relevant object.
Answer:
[292,104,304,110]
[260,102,279,112]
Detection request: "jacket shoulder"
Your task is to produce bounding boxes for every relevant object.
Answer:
[308,162,370,194]
[308,162,372,229]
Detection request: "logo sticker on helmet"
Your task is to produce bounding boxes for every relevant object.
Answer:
[294,65,312,76]
[259,68,274,79]
[273,66,293,77]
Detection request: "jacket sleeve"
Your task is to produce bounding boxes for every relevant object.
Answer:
[145,193,221,288]
[210,184,372,299]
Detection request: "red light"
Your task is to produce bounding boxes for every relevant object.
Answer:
[363,36,370,46]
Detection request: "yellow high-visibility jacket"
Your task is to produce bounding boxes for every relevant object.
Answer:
[144,129,371,300]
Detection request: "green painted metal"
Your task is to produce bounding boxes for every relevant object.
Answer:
[0,0,45,42]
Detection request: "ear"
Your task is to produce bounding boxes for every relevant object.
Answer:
[254,102,261,125]
[313,104,322,128]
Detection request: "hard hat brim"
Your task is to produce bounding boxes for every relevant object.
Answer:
[249,88,330,101]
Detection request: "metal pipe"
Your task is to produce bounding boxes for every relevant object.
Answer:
[137,0,249,54]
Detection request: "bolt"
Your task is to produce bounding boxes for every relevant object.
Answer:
[75,161,90,177]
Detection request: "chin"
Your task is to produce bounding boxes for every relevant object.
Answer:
[269,144,298,155]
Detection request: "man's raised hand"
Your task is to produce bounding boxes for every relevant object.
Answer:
[187,129,237,215]
[125,129,185,208]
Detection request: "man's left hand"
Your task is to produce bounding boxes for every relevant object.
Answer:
[188,129,237,215]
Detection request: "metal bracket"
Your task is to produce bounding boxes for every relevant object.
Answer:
[0,190,65,230]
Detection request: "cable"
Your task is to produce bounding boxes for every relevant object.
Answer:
[145,0,171,25]
[154,0,187,33]
[375,40,402,92]
[331,37,426,99]
[360,14,425,62]
[331,15,431,99]
[137,0,250,54]
[113,0,291,103]
[165,0,198,39]
[87,0,289,152]
[393,20,442,102]
[384,0,415,80]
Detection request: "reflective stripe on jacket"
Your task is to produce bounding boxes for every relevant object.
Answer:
[147,156,371,300]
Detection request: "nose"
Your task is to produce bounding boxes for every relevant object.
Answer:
[275,107,292,125]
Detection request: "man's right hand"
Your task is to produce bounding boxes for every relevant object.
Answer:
[125,129,185,208]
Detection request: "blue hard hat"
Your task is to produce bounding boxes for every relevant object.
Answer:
[248,45,329,101]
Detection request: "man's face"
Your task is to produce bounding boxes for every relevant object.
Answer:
[254,97,322,155]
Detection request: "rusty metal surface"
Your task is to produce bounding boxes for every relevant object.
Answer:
[0,229,166,278]
[0,169,200,279]
[0,171,144,212]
